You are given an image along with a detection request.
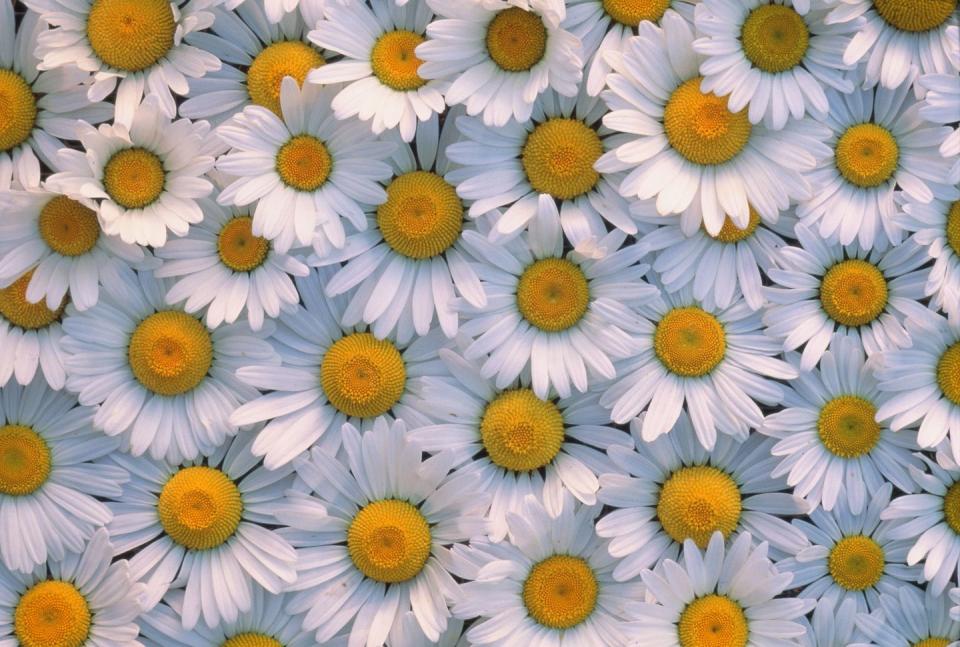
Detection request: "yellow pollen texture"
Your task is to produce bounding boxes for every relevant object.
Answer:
[347,499,431,583]
[0,69,36,152]
[128,311,214,396]
[913,638,952,647]
[0,424,52,497]
[157,466,243,550]
[480,389,565,472]
[86,0,176,72]
[939,342,960,406]
[320,333,406,418]
[38,196,101,257]
[221,633,283,647]
[0,270,65,330]
[370,30,427,91]
[827,535,885,591]
[944,480,960,534]
[946,201,960,256]
[872,0,957,32]
[819,259,888,327]
[103,147,166,209]
[741,4,810,73]
[707,208,761,243]
[523,555,598,629]
[678,594,749,647]
[14,580,92,647]
[377,171,463,260]
[218,217,270,272]
[522,118,603,200]
[516,258,590,332]
[275,135,332,192]
[485,7,548,72]
[247,41,324,116]
[654,307,727,377]
[817,395,881,458]
[664,77,751,166]
[602,0,672,25]
[657,465,742,547]
[835,123,899,188]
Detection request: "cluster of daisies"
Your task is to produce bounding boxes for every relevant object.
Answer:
[0,0,958,645]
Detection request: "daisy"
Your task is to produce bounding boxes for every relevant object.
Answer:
[106,430,298,630]
[307,0,447,142]
[693,0,857,130]
[827,0,959,91]
[458,215,656,400]
[313,115,488,343]
[0,378,128,574]
[415,0,582,127]
[598,11,828,234]
[631,531,813,647]
[407,348,630,540]
[764,223,935,371]
[599,287,798,448]
[45,100,215,248]
[229,268,452,469]
[450,494,644,647]
[901,191,960,324]
[919,73,960,185]
[215,78,394,254]
[0,268,68,389]
[797,84,954,249]
[276,419,489,646]
[855,586,960,647]
[595,413,810,582]
[0,186,147,312]
[0,529,145,647]
[155,195,309,331]
[61,267,274,463]
[0,4,111,189]
[25,0,221,127]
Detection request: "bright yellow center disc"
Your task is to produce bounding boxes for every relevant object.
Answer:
[377,171,463,260]
[654,307,726,377]
[523,555,598,630]
[946,201,960,256]
[0,270,65,330]
[86,0,176,72]
[914,638,952,647]
[480,389,565,472]
[485,7,547,73]
[218,217,269,272]
[818,395,881,458]
[347,499,431,583]
[827,535,885,591]
[819,259,888,327]
[522,118,604,200]
[320,333,406,419]
[0,69,36,152]
[873,0,957,32]
[602,0,672,25]
[157,466,243,551]
[275,135,332,192]
[14,580,91,647]
[222,633,283,647]
[657,466,742,548]
[247,41,325,116]
[38,196,101,257]
[0,425,51,497]
[103,147,166,209]
[370,30,427,91]
[707,208,760,243]
[741,4,810,73]
[835,123,899,188]
[678,594,749,647]
[128,311,213,396]
[516,258,590,332]
[944,480,960,536]
[939,342,960,406]
[664,77,751,166]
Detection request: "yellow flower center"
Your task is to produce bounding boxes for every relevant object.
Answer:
[347,499,431,583]
[222,634,283,647]
[320,333,406,419]
[657,466,742,548]
[247,41,325,117]
[827,535,885,591]
[914,638,952,647]
[157,466,243,551]
[86,0,176,72]
[523,555,598,630]
[522,118,604,200]
[275,135,332,192]
[480,389,565,472]
[706,208,761,244]
[678,595,749,647]
[516,258,590,332]
[835,123,899,188]
[102,147,166,209]
[945,480,960,535]
[741,4,810,73]
[0,425,51,497]
[377,171,463,260]
[38,196,101,257]
[218,217,270,272]
[873,0,957,32]
[0,271,66,330]
[946,200,960,256]
[485,7,548,72]
[819,259,888,327]
[654,307,727,377]
[370,30,427,92]
[818,395,881,458]
[0,69,36,152]
[664,77,752,166]
[939,342,960,406]
[14,580,91,647]
[602,0,672,25]
[128,311,213,396]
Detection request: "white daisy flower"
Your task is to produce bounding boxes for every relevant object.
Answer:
[459,215,656,400]
[598,11,828,234]
[155,195,309,331]
[61,267,274,463]
[106,430,298,630]
[693,0,857,130]
[764,223,935,371]
[600,286,798,448]
[777,483,920,613]
[445,87,644,246]
[450,494,644,647]
[797,596,868,647]
[0,267,68,389]
[0,4,111,189]
[216,78,394,254]
[24,0,222,126]
[407,348,629,540]
[919,73,960,185]
[0,186,147,312]
[416,0,583,127]
[0,378,127,574]
[46,100,215,248]
[761,334,923,514]
[827,0,959,92]
[307,0,447,142]
[0,529,145,647]
[855,586,960,647]
[276,419,489,646]
[596,413,810,582]
[313,115,488,343]
[632,531,813,647]
[229,268,452,469]
[797,84,954,249]
[901,191,960,324]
